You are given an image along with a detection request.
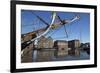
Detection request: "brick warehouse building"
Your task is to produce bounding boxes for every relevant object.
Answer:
[37,36,54,48]
[54,40,69,57]
[68,39,80,56]
[33,36,55,62]
[68,39,80,49]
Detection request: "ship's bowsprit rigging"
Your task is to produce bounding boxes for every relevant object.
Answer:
[21,11,80,54]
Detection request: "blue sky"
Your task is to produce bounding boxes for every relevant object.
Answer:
[21,10,90,43]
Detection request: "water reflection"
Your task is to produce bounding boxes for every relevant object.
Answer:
[32,49,90,62]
